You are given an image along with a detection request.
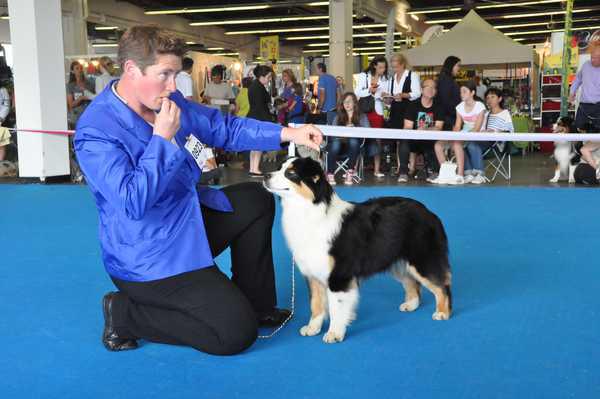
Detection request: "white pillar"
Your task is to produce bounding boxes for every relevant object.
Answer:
[8,0,70,179]
[329,0,353,87]
[385,5,396,61]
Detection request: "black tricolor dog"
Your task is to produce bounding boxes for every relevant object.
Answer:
[264,157,452,344]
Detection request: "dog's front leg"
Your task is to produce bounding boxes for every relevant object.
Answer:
[323,283,359,344]
[300,278,327,336]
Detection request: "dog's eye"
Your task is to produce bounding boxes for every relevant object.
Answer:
[284,169,300,181]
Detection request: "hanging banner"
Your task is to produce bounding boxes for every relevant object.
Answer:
[260,35,279,61]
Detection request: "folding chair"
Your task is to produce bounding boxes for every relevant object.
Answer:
[324,137,366,184]
[483,141,511,181]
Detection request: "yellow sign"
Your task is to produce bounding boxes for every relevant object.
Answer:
[543,51,579,70]
[260,35,279,61]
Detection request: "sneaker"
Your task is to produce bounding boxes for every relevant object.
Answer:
[397,174,408,183]
[464,174,475,184]
[471,174,488,185]
[344,170,355,185]
[447,175,465,185]
[326,173,337,185]
[374,172,385,178]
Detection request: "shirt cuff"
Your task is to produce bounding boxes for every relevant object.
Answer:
[256,122,284,151]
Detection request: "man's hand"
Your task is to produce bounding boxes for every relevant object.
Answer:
[153,98,181,141]
[281,124,324,152]
[568,93,576,105]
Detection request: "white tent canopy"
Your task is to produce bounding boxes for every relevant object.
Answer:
[405,10,534,67]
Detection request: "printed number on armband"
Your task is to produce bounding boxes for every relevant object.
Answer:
[185,134,208,169]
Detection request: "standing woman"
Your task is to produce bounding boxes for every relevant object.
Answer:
[67,61,95,127]
[247,65,274,177]
[95,56,117,94]
[235,77,253,117]
[355,55,388,178]
[387,53,421,178]
[435,56,462,131]
[280,69,297,100]
[278,69,297,123]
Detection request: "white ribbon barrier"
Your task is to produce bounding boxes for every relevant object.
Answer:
[287,123,600,157]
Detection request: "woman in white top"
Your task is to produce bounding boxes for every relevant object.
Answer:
[433,80,485,184]
[95,56,117,94]
[354,55,388,177]
[386,53,421,178]
[465,87,514,184]
[387,53,421,125]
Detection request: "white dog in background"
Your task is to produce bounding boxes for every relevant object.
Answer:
[550,117,579,183]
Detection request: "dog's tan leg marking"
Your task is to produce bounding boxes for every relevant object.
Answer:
[391,264,421,312]
[407,265,451,320]
[398,274,421,312]
[300,278,327,336]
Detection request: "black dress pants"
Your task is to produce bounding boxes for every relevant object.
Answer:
[110,182,277,355]
[397,139,439,174]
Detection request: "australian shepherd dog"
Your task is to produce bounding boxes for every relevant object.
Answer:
[263,157,452,344]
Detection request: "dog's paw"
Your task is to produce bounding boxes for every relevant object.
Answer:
[432,311,450,321]
[299,324,321,337]
[322,330,345,344]
[399,298,420,312]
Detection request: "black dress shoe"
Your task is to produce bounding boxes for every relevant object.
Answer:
[257,308,292,327]
[102,292,139,352]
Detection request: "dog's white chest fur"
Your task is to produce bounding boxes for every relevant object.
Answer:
[281,194,352,283]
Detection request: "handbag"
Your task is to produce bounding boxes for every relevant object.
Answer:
[358,72,375,114]
[437,161,459,183]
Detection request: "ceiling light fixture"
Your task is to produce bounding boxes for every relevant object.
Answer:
[226,23,387,35]
[505,24,600,36]
[409,0,563,15]
[146,1,329,15]
[190,15,331,26]
[286,31,403,40]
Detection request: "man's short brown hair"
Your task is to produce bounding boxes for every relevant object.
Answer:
[118,25,187,72]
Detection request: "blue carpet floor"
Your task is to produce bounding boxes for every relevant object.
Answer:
[0,184,598,399]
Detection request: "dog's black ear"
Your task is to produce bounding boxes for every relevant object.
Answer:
[312,171,333,205]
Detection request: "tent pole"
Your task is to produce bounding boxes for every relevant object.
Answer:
[560,0,574,117]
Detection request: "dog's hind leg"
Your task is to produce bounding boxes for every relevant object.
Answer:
[323,280,359,344]
[391,263,421,312]
[300,278,328,337]
[407,265,451,321]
